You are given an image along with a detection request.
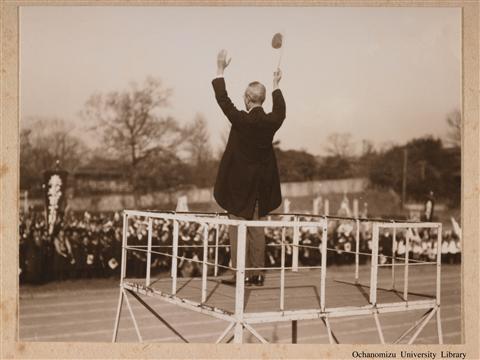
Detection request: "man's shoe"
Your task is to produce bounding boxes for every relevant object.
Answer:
[253,274,265,286]
[221,276,253,286]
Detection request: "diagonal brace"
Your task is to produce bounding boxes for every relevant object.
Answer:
[393,308,433,344]
[407,307,437,344]
[244,323,269,344]
[321,317,340,344]
[126,288,189,343]
[215,322,235,344]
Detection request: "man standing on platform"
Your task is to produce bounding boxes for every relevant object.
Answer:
[212,49,286,287]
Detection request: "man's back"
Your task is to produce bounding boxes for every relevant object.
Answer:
[212,77,286,219]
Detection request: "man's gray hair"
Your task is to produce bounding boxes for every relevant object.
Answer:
[245,81,266,105]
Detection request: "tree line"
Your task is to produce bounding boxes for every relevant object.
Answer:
[20,76,461,207]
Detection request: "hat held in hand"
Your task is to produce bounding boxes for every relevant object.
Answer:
[271,33,283,49]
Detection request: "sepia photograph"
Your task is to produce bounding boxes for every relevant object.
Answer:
[0,2,476,357]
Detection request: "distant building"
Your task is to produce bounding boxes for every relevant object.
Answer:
[72,167,130,195]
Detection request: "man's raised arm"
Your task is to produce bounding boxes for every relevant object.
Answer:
[271,68,286,126]
[212,49,240,125]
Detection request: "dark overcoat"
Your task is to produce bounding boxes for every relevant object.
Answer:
[212,78,286,219]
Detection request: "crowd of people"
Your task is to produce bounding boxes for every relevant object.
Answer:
[19,210,461,284]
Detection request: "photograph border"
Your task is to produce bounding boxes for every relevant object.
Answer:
[1,1,478,358]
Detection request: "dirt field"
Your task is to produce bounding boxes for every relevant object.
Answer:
[19,264,461,344]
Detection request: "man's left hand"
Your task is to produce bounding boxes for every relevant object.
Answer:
[217,49,231,76]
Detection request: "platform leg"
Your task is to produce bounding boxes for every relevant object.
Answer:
[112,288,124,342]
[435,225,443,344]
[171,220,179,294]
[233,324,244,343]
[292,320,298,343]
[355,219,360,283]
[146,218,153,287]
[320,220,328,312]
[369,224,379,305]
[113,213,128,343]
[292,216,299,272]
[122,288,143,342]
[233,223,246,344]
[373,311,385,344]
[201,224,209,303]
[280,227,286,310]
[214,223,220,277]
[403,228,411,301]
[391,227,396,290]
[436,306,443,344]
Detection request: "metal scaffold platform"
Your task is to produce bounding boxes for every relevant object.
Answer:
[112,210,443,344]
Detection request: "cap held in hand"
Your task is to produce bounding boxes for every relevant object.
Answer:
[271,33,283,49]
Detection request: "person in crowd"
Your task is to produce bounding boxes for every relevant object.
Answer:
[191,231,204,276]
[42,229,55,283]
[448,234,460,265]
[299,228,321,267]
[100,230,117,278]
[23,228,45,284]
[131,226,147,278]
[379,230,393,265]
[397,236,406,260]
[441,233,451,264]
[150,228,170,275]
[53,228,74,280]
[335,230,348,265]
[81,234,95,278]
[326,232,337,266]
[68,228,84,278]
[427,238,437,262]
[217,228,231,269]
[19,225,27,283]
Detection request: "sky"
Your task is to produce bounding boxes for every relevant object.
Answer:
[20,6,461,156]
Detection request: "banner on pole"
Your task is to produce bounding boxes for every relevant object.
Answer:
[43,169,68,235]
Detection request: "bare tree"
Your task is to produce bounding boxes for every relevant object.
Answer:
[324,132,355,157]
[20,117,87,192]
[445,109,461,148]
[184,114,212,166]
[82,77,182,192]
[22,117,87,170]
[183,114,216,187]
[361,139,375,156]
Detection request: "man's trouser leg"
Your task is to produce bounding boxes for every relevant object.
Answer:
[248,203,265,277]
[228,203,265,278]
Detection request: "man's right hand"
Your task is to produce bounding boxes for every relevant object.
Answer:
[273,68,282,90]
[217,49,231,76]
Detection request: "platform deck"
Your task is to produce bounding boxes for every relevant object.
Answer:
[126,265,436,315]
